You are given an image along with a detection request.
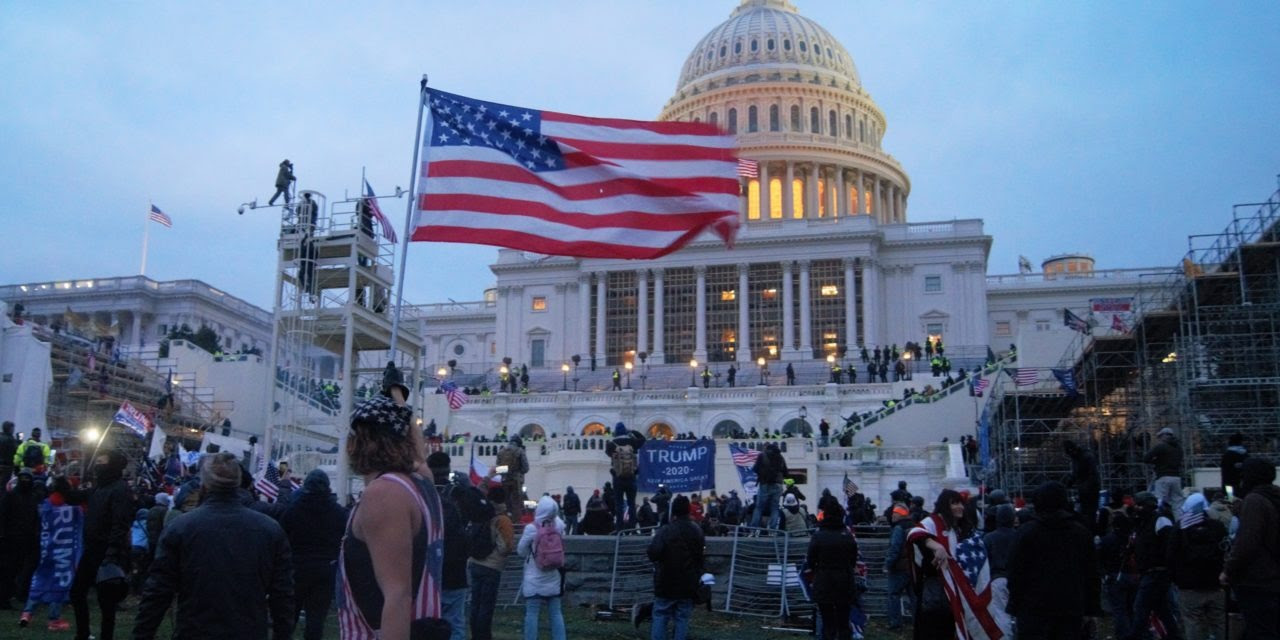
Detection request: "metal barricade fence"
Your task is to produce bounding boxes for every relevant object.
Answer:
[608,527,658,608]
[723,525,806,618]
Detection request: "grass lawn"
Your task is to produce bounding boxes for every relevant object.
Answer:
[0,597,914,640]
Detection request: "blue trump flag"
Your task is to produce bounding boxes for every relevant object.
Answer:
[638,439,716,493]
[29,501,83,605]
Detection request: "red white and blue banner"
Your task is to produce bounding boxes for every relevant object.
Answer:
[638,439,715,493]
[728,443,760,496]
[113,401,152,438]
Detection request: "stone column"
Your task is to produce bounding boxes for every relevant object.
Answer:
[844,258,858,350]
[900,189,908,220]
[737,263,751,363]
[131,312,143,349]
[805,164,819,220]
[872,175,882,222]
[759,162,771,220]
[798,260,812,357]
[838,168,849,218]
[852,169,863,215]
[783,162,795,219]
[694,265,708,361]
[594,272,607,364]
[861,258,879,348]
[577,275,591,357]
[781,261,796,359]
[651,268,665,364]
[636,269,648,356]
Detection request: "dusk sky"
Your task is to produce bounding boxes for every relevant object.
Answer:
[2,1,1277,311]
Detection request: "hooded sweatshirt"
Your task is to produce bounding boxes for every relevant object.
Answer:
[517,496,565,597]
[1168,493,1227,590]
[1224,481,1280,591]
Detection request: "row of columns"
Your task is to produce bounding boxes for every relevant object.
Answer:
[582,259,880,364]
[751,161,906,223]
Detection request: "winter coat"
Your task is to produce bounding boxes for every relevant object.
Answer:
[83,475,134,565]
[279,485,347,574]
[1168,517,1227,591]
[982,504,1018,580]
[805,522,858,605]
[1133,512,1174,573]
[430,482,469,590]
[647,515,704,600]
[752,449,787,485]
[470,507,515,572]
[1144,438,1183,478]
[1223,484,1280,592]
[517,496,565,598]
[0,481,40,541]
[1220,445,1248,490]
[1006,508,1098,618]
[561,488,581,517]
[782,506,809,537]
[133,491,294,640]
[0,433,16,466]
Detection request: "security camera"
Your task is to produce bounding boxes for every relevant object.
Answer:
[237,205,246,215]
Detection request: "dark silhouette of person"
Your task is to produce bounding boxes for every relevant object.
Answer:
[268,159,295,206]
[727,365,737,387]
[785,363,796,386]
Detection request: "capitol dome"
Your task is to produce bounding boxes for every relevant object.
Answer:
[660,0,910,226]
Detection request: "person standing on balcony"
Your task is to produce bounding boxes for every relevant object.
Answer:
[727,365,737,388]
[786,363,796,386]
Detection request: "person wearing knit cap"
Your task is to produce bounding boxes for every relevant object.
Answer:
[279,469,347,640]
[134,452,295,640]
[646,495,704,640]
[806,503,857,640]
[1221,457,1280,638]
[1167,492,1227,640]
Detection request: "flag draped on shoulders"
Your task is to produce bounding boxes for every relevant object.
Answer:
[906,514,1008,639]
[412,88,740,259]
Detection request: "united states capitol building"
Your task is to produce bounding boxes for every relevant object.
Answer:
[1,0,1171,505]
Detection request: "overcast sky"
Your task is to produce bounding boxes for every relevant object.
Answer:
[2,1,1277,310]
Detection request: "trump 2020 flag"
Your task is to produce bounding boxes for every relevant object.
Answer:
[113,401,152,438]
[729,443,760,497]
[413,88,740,259]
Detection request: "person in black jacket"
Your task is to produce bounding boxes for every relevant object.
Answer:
[279,469,346,640]
[1126,491,1182,640]
[1144,428,1184,515]
[70,450,133,640]
[749,444,787,530]
[426,452,469,640]
[1063,440,1101,531]
[806,504,858,640]
[1219,432,1247,493]
[0,421,17,490]
[133,452,294,640]
[1167,493,1227,640]
[561,486,581,534]
[1007,482,1099,638]
[647,495,704,640]
[0,469,40,609]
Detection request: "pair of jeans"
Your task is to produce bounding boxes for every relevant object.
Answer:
[293,565,336,640]
[614,476,637,530]
[651,597,692,640]
[522,595,565,640]
[750,483,783,529]
[23,598,63,620]
[885,572,913,629]
[1127,571,1182,640]
[1178,587,1223,640]
[817,602,851,640]
[1234,586,1280,640]
[1105,574,1140,639]
[70,547,123,640]
[1152,476,1184,515]
[441,587,468,640]
[468,563,501,640]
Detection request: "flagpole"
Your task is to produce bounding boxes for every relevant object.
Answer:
[140,200,151,276]
[389,75,429,360]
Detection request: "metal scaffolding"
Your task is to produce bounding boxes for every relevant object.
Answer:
[990,176,1280,497]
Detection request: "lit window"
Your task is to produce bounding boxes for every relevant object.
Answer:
[792,179,804,218]
[927,323,943,337]
[995,321,1011,337]
[747,179,760,220]
[770,177,783,219]
[763,288,778,300]
[823,331,838,340]
[820,285,839,296]
[924,276,942,293]
[721,289,737,302]
[531,297,547,311]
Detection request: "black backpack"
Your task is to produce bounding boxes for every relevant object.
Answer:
[466,516,497,561]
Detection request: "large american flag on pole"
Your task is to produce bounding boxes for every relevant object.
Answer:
[440,381,467,410]
[907,514,1009,639]
[412,88,740,259]
[729,443,760,496]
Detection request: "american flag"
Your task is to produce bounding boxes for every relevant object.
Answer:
[728,443,760,497]
[972,377,990,395]
[1063,308,1090,334]
[440,381,467,410]
[412,88,740,259]
[363,179,397,243]
[149,204,172,227]
[255,465,280,501]
[843,473,858,498]
[1009,368,1038,387]
[1111,314,1129,333]
[736,158,759,178]
[908,514,1008,639]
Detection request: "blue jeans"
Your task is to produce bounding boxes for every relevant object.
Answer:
[23,598,63,619]
[651,597,692,640]
[885,572,914,629]
[523,595,565,640]
[1127,571,1182,640]
[469,563,501,640]
[441,587,467,640]
[614,476,637,530]
[750,483,783,529]
[1105,574,1139,639]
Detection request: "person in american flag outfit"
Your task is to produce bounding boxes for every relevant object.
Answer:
[906,489,1011,639]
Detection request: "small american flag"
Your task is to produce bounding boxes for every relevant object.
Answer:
[414,88,739,259]
[843,473,858,498]
[255,464,281,502]
[736,158,759,178]
[440,381,467,410]
[1064,308,1090,334]
[363,179,397,243]
[730,443,760,466]
[1010,368,1038,387]
[973,377,991,395]
[149,204,172,227]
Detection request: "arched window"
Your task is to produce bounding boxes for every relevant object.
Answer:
[767,38,775,51]
[709,111,718,127]
[829,110,838,137]
[728,108,737,134]
[712,420,742,438]
[790,105,801,131]
[810,107,820,134]
[799,41,807,53]
[783,39,791,51]
[648,423,675,440]
[747,105,758,132]
[693,116,701,123]
[769,105,780,131]
[781,418,812,437]
[581,422,607,436]
[750,39,758,52]
[734,41,742,54]
[845,114,853,139]
[519,423,545,439]
[720,45,727,57]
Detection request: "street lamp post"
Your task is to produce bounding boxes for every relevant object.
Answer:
[902,351,913,380]
[826,353,836,383]
[499,365,509,393]
[571,354,580,391]
[561,363,569,391]
[758,356,768,386]
[624,361,633,389]
[689,358,699,387]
